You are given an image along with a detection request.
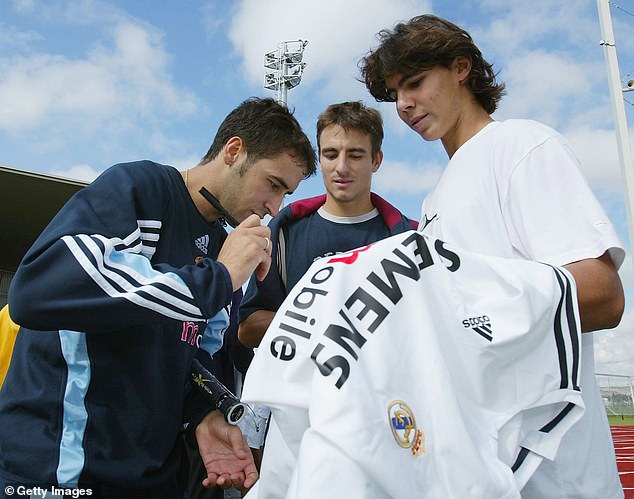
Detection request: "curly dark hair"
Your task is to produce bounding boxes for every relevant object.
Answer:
[360,15,505,114]
[201,97,316,178]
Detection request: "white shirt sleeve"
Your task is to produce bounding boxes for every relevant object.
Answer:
[503,134,624,267]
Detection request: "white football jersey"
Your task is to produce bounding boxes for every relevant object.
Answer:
[242,231,584,499]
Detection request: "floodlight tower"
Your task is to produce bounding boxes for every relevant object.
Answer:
[264,40,308,107]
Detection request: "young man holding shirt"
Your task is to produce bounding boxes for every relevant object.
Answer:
[361,14,624,498]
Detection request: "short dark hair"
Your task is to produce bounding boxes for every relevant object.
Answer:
[201,97,317,178]
[316,101,384,159]
[360,14,505,114]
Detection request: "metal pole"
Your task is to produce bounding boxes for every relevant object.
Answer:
[278,77,287,107]
[597,0,634,266]
[277,45,287,106]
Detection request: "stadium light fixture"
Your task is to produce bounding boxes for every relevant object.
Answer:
[264,40,308,106]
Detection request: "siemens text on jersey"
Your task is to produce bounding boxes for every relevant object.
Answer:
[268,232,460,388]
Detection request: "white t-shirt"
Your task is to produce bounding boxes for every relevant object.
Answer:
[242,231,585,499]
[420,119,624,498]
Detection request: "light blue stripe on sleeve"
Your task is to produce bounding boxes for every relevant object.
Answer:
[57,330,91,487]
[200,307,229,357]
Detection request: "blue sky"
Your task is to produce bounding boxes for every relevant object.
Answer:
[1,0,634,376]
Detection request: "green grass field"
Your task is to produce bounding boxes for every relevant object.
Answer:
[608,414,634,426]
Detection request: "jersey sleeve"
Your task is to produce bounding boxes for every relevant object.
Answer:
[9,162,232,333]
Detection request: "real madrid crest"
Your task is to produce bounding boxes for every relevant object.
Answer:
[388,400,425,457]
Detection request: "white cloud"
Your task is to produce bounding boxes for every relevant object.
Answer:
[618,254,634,295]
[496,51,599,129]
[201,3,226,37]
[49,163,101,182]
[380,101,414,138]
[473,1,596,58]
[165,154,204,172]
[0,20,198,135]
[10,0,124,26]
[46,152,203,184]
[595,253,634,376]
[374,159,443,195]
[565,127,628,195]
[0,23,41,49]
[594,309,634,375]
[0,54,114,131]
[11,0,36,15]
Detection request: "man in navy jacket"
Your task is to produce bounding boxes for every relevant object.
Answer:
[0,97,316,499]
